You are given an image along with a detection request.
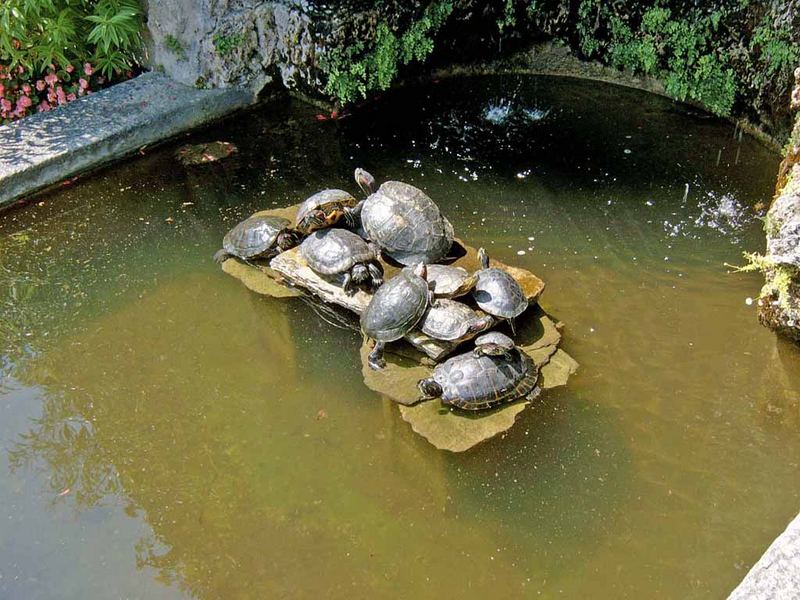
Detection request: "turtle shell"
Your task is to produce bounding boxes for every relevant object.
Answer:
[472,267,528,319]
[222,215,291,259]
[300,229,376,275]
[433,351,539,411]
[360,267,429,342]
[361,181,453,265]
[420,299,487,342]
[295,189,357,234]
[426,265,476,298]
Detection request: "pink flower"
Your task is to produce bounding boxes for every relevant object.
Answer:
[83,63,93,76]
[38,101,51,112]
[21,83,31,94]
[56,86,66,105]
[16,95,32,110]
[66,92,76,102]
[78,78,89,90]
[0,84,4,97]
[36,80,45,91]
[45,73,58,86]
[47,89,57,103]
[1,98,11,112]
[66,64,74,73]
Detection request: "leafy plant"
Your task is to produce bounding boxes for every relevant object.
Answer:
[213,33,244,57]
[0,0,141,120]
[322,0,454,105]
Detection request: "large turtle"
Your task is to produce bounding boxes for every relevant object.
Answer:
[472,247,528,331]
[213,215,299,263]
[417,341,539,411]
[300,228,383,295]
[353,168,454,265]
[426,264,478,298]
[295,189,358,235]
[420,299,492,342]
[360,263,432,370]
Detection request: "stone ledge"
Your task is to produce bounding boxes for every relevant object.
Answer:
[0,72,254,209]
[728,512,800,599]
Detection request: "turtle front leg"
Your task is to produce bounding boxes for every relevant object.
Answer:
[367,341,387,370]
[367,262,383,289]
[213,249,231,264]
[342,271,356,296]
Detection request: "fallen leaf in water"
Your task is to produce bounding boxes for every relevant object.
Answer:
[58,488,71,497]
[316,409,328,420]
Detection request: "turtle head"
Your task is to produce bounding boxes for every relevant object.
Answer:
[477,247,490,269]
[277,229,300,251]
[412,262,428,281]
[299,209,328,233]
[417,377,443,400]
[354,168,376,196]
[351,263,370,285]
[467,315,493,335]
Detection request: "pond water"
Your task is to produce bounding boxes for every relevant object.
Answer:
[1,75,799,599]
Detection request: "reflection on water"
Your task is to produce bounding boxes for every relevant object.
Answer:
[1,76,799,599]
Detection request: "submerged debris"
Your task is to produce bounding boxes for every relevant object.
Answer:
[176,141,238,166]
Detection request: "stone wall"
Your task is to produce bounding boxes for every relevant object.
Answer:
[143,1,799,144]
[757,67,800,343]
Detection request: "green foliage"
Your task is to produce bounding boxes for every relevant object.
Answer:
[0,0,142,78]
[213,33,244,57]
[749,16,800,95]
[164,34,185,59]
[322,1,453,104]
[496,0,517,34]
[571,2,738,116]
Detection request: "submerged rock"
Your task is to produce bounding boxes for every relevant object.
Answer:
[176,141,238,165]
[220,203,577,451]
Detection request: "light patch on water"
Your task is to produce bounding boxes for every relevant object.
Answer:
[522,106,551,122]
[693,191,753,239]
[482,99,514,124]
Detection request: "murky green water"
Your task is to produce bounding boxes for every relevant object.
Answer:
[2,76,799,599]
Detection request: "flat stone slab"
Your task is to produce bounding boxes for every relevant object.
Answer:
[0,72,253,209]
[728,512,800,600]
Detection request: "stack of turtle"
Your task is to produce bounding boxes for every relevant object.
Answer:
[215,169,577,449]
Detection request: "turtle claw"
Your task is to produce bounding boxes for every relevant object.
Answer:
[367,341,386,370]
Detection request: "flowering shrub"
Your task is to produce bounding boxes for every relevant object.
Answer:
[0,0,141,123]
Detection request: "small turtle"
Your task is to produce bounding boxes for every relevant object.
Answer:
[361,263,432,370]
[417,344,539,411]
[426,264,478,298]
[420,299,492,342]
[353,168,454,265]
[472,331,516,361]
[300,228,384,295]
[472,247,528,331]
[213,215,299,263]
[295,189,358,235]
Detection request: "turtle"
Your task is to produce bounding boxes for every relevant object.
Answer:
[360,263,432,370]
[426,264,478,298]
[294,189,358,235]
[300,228,384,295]
[353,168,454,265]
[472,331,516,361]
[213,215,299,263]
[420,299,492,343]
[472,247,528,331]
[417,344,540,411]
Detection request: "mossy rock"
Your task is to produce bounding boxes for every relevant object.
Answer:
[221,259,302,299]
